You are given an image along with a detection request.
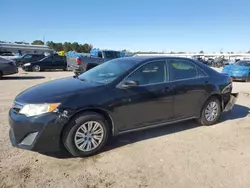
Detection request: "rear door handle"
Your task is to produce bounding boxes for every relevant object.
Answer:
[205,81,210,86]
[161,87,173,92]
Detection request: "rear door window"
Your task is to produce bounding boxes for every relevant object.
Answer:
[168,59,198,81]
[43,56,53,62]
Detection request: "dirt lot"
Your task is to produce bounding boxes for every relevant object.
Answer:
[0,69,250,188]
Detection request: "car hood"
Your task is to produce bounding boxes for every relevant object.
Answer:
[15,77,104,103]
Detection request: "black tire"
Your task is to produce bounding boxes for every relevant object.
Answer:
[0,71,2,78]
[63,66,69,71]
[32,65,41,72]
[62,112,109,157]
[197,97,221,126]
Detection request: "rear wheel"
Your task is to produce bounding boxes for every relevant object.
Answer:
[0,71,2,78]
[62,112,109,157]
[197,97,221,126]
[32,65,41,72]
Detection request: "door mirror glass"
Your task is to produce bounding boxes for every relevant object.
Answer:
[121,80,138,88]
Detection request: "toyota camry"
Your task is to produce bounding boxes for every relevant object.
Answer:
[9,56,238,157]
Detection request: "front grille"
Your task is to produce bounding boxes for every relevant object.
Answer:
[12,101,24,114]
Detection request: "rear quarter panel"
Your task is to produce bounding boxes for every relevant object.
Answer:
[0,63,17,75]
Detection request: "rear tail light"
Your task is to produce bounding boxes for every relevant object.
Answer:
[76,57,82,65]
[229,77,233,83]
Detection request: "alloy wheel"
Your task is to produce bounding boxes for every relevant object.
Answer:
[74,121,104,152]
[205,101,219,122]
[32,65,40,72]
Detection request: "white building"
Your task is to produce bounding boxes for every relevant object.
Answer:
[0,43,53,55]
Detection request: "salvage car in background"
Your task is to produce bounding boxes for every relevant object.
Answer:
[22,54,67,72]
[0,57,18,78]
[222,60,250,81]
[9,56,238,157]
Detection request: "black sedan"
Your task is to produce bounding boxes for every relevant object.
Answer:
[22,54,67,72]
[9,56,238,157]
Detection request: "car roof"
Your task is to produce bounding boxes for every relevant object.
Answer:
[119,56,220,76]
[120,56,194,64]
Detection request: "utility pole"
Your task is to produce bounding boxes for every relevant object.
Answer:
[43,35,45,45]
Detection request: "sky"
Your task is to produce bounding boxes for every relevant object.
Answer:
[1,0,250,52]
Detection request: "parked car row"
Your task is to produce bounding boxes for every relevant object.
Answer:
[1,50,249,84]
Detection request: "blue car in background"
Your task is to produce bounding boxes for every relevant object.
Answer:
[222,60,250,82]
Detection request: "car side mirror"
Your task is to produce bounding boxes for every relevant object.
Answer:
[120,80,139,88]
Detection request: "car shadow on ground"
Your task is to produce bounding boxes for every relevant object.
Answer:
[220,104,250,122]
[1,76,45,80]
[41,104,249,159]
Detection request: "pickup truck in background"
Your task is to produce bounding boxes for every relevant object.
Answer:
[68,49,125,75]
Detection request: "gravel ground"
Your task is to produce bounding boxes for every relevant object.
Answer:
[0,69,250,188]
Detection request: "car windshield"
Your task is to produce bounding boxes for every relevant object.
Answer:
[78,58,136,84]
[235,61,250,67]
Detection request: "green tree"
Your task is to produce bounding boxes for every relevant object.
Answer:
[55,43,63,51]
[31,40,44,45]
[71,42,80,51]
[63,42,72,52]
[199,50,204,54]
[45,41,93,52]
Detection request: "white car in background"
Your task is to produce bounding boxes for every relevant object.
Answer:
[0,52,18,60]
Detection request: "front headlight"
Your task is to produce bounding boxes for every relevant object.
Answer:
[24,63,31,66]
[19,103,60,117]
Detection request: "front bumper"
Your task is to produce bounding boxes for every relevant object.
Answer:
[9,108,68,152]
[22,65,32,71]
[223,93,239,112]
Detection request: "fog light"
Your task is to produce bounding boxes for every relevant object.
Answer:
[20,132,38,145]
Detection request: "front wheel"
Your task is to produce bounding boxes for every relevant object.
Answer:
[197,97,221,126]
[32,65,41,72]
[62,112,109,157]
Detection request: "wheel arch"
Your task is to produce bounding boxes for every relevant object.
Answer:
[201,93,223,115]
[63,108,115,136]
